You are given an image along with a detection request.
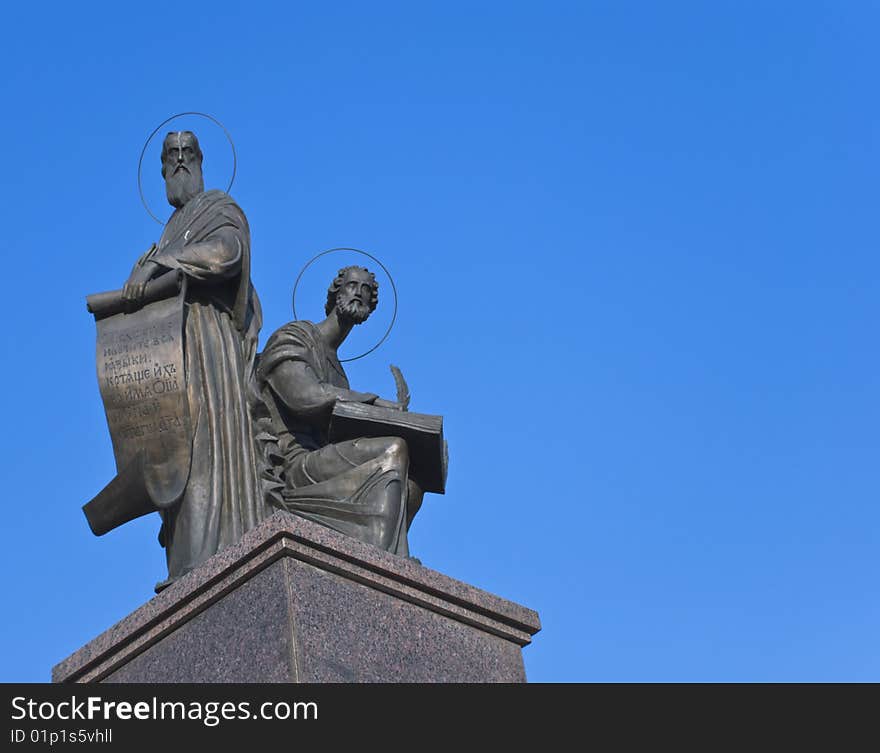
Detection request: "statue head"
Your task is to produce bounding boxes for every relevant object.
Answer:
[161,131,205,209]
[325,266,379,326]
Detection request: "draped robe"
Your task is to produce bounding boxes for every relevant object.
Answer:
[150,189,270,589]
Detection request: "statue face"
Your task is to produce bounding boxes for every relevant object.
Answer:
[162,132,204,209]
[335,268,375,325]
[162,132,200,175]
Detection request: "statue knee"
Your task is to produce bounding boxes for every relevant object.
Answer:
[382,436,408,468]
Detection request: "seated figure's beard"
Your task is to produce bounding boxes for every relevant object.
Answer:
[336,298,371,326]
[165,167,204,208]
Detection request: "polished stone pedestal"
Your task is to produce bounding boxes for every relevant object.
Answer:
[52,511,541,683]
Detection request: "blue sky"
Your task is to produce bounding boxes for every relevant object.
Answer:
[1,2,877,682]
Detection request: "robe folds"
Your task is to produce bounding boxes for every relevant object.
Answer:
[150,190,270,588]
[253,321,410,556]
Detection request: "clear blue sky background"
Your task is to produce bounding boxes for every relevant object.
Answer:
[1,2,877,682]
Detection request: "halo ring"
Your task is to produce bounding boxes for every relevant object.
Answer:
[137,112,237,225]
[292,247,398,363]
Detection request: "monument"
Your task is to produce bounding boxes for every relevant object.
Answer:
[56,117,540,683]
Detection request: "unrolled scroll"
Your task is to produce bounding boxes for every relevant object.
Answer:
[83,271,192,535]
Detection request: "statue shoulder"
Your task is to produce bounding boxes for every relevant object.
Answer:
[259,320,321,380]
[265,320,320,351]
[202,188,233,203]
[189,189,249,234]
[188,189,243,214]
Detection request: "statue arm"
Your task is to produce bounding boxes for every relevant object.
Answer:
[151,227,243,282]
[266,360,378,419]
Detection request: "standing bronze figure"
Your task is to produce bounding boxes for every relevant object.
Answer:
[85,131,268,591]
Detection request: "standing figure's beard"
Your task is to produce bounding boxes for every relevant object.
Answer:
[336,297,371,326]
[165,166,205,209]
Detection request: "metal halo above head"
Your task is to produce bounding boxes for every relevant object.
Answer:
[292,247,398,363]
[137,112,237,225]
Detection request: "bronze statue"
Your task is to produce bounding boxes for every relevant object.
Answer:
[86,131,269,591]
[84,129,446,587]
[253,266,440,556]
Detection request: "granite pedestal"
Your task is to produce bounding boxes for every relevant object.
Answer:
[53,511,541,683]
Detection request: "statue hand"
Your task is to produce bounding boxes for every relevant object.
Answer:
[122,260,158,312]
[126,243,158,280]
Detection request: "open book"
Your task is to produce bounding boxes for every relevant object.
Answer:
[328,402,448,494]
